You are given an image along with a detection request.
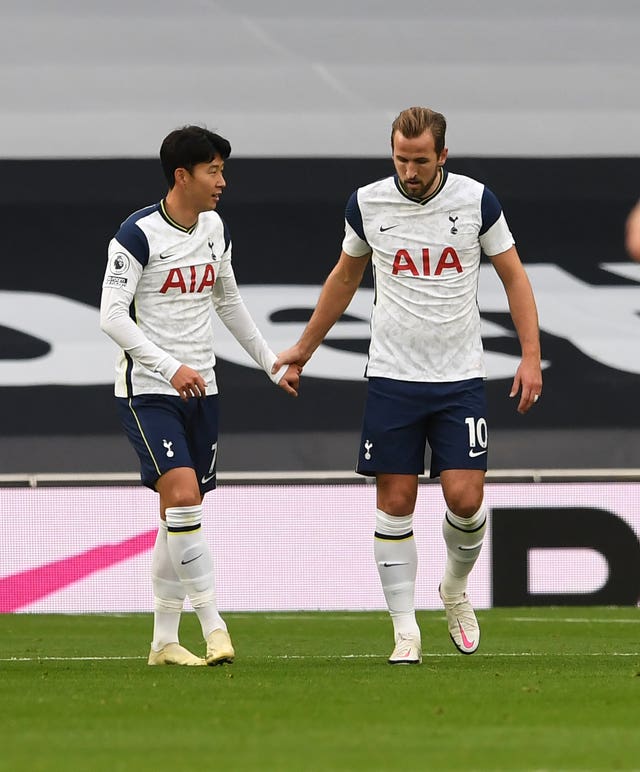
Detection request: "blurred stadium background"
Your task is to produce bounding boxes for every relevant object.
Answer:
[1,0,639,612]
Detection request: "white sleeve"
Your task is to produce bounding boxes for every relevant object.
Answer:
[100,256,181,383]
[212,254,283,384]
[479,212,515,257]
[342,220,371,257]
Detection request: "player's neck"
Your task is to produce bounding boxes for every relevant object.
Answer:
[163,191,198,231]
[418,167,443,201]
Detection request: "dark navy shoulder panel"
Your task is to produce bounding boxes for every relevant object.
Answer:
[345,191,366,241]
[479,187,503,235]
[114,204,158,266]
[220,216,232,252]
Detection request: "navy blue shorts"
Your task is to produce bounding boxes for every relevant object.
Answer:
[116,394,219,494]
[356,377,488,478]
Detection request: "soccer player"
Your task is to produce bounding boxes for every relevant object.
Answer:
[273,107,542,664]
[100,126,300,666]
[625,200,640,261]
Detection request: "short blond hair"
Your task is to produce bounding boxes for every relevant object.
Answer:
[391,107,447,155]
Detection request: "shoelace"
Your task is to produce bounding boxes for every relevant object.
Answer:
[445,594,477,627]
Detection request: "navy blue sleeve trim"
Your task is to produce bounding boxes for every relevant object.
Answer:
[345,191,366,242]
[221,217,231,252]
[480,187,503,236]
[115,221,149,266]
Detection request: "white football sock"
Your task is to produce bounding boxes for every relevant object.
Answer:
[151,520,186,651]
[441,504,487,598]
[165,505,227,638]
[374,509,420,639]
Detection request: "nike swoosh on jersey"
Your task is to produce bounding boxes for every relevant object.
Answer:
[159,250,179,259]
[468,449,488,458]
[379,224,398,232]
[201,473,216,484]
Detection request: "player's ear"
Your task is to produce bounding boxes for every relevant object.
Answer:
[438,147,449,166]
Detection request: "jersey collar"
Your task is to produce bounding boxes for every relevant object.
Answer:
[394,168,448,205]
[159,199,198,233]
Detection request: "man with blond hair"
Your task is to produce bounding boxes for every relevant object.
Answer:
[274,107,542,664]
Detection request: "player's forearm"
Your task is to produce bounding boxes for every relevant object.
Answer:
[215,299,283,383]
[506,280,541,362]
[100,291,180,381]
[295,270,360,362]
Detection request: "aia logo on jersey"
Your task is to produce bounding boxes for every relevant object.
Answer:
[159,265,215,294]
[392,247,463,276]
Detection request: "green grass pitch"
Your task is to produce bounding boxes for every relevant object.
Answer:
[1,607,639,771]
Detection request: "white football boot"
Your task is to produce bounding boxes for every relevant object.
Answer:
[388,632,422,665]
[439,585,480,654]
[205,628,235,665]
[148,642,206,666]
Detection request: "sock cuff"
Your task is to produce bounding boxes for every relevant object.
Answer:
[445,504,486,532]
[165,504,203,531]
[375,509,414,539]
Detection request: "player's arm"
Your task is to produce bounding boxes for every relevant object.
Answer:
[212,255,300,396]
[625,200,640,261]
[489,245,542,414]
[99,246,205,400]
[273,249,371,371]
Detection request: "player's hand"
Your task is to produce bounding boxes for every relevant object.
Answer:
[170,365,207,401]
[271,344,308,374]
[509,358,542,414]
[277,364,302,397]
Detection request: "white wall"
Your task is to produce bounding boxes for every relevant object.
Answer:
[1,0,639,158]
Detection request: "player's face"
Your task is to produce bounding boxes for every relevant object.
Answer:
[392,130,448,200]
[185,155,227,212]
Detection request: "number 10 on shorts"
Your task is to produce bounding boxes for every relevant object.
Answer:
[465,416,488,452]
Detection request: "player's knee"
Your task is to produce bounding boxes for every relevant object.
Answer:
[445,491,483,518]
[162,488,201,510]
[378,493,416,516]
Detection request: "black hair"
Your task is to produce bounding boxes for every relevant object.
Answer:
[160,125,231,187]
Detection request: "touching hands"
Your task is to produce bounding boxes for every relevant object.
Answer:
[271,343,309,375]
[277,363,303,397]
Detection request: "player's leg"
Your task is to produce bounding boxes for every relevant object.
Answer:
[148,521,205,666]
[179,394,234,665]
[157,472,234,666]
[429,379,488,654]
[357,378,427,664]
[375,473,422,664]
[439,469,486,597]
[149,521,187,657]
[116,395,205,665]
[438,468,486,654]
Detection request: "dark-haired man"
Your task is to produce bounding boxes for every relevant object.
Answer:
[100,125,299,666]
[274,107,542,664]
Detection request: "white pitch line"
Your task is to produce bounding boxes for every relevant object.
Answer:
[507,617,640,624]
[1,652,638,663]
[1,655,145,661]
[234,615,640,624]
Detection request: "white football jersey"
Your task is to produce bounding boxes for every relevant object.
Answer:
[342,170,514,382]
[101,201,278,397]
